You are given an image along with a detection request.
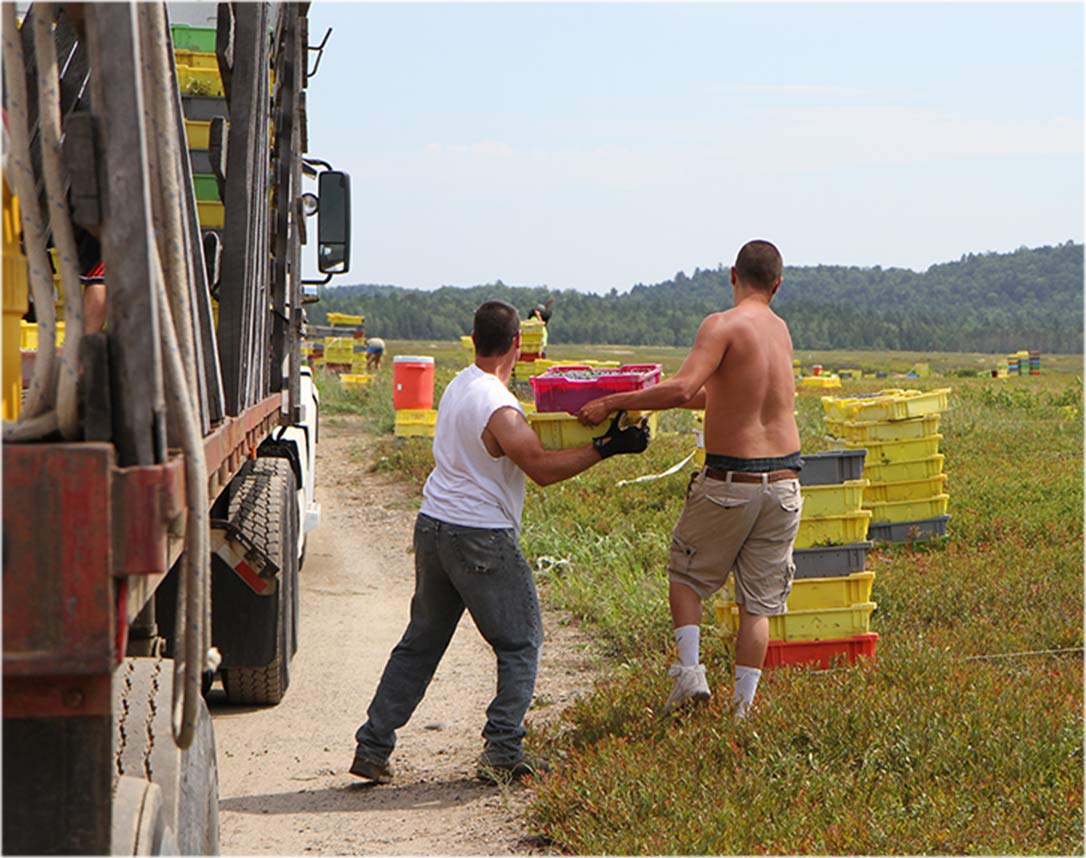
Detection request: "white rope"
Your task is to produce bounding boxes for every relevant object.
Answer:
[961,647,1083,662]
[616,451,697,487]
[535,555,572,576]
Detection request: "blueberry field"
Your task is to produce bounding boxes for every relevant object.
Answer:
[317,343,1083,855]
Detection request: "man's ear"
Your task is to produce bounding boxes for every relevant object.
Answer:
[730,267,738,286]
[770,275,782,297]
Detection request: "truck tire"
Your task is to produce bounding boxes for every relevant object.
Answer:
[220,457,298,705]
[111,777,177,855]
[112,657,219,855]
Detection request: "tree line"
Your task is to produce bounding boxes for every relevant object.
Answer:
[312,241,1083,354]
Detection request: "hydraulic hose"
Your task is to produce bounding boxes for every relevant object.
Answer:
[2,4,58,425]
[139,3,209,750]
[32,3,83,440]
[152,239,207,750]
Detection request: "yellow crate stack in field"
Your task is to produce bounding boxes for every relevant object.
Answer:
[822,389,952,542]
[716,448,880,670]
[519,318,547,359]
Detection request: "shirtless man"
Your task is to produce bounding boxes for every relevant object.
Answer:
[576,239,801,717]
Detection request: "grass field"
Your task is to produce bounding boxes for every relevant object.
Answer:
[316,340,1083,855]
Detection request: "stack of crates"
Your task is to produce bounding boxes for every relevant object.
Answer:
[716,449,879,669]
[822,389,952,542]
[173,24,227,234]
[1028,350,1041,375]
[519,318,547,361]
[315,314,366,374]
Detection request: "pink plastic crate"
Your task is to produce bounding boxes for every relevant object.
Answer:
[530,364,662,413]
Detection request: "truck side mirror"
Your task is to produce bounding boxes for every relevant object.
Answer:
[317,170,350,274]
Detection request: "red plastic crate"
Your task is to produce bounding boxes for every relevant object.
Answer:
[762,632,878,670]
[530,364,662,413]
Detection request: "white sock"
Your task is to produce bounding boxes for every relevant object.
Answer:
[674,625,701,667]
[733,665,762,717]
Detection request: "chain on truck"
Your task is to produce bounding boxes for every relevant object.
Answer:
[2,3,351,853]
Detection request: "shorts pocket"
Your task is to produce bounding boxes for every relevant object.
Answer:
[669,534,697,576]
[777,485,803,514]
[705,495,751,510]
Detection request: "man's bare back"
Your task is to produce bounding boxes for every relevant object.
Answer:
[575,240,799,462]
[700,302,799,459]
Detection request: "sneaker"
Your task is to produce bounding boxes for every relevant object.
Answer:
[665,663,711,713]
[476,753,550,785]
[349,749,393,783]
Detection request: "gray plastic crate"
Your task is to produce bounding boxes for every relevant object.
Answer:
[868,514,951,543]
[793,541,873,579]
[799,449,867,486]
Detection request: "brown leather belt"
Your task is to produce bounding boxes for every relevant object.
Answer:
[705,468,799,483]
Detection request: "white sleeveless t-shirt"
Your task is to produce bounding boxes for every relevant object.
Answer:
[420,365,526,533]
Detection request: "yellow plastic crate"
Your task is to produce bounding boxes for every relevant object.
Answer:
[177,64,224,97]
[786,571,875,611]
[394,408,437,438]
[184,118,212,149]
[864,453,945,484]
[864,473,948,504]
[821,388,951,422]
[327,312,364,326]
[824,413,940,443]
[716,599,876,642]
[323,336,356,363]
[340,373,373,392]
[197,200,224,228]
[528,410,654,451]
[795,510,872,549]
[868,494,950,524]
[722,571,876,612]
[835,433,942,466]
[514,358,558,378]
[19,320,66,350]
[461,335,475,353]
[800,374,841,390]
[172,48,219,70]
[800,479,868,517]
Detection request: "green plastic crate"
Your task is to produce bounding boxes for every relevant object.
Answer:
[192,174,220,202]
[171,23,217,53]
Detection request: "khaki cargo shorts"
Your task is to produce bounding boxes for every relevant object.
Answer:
[667,470,803,615]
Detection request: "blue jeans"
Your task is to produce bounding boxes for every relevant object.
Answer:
[354,513,543,766]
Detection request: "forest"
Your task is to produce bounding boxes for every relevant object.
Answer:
[311,241,1083,354]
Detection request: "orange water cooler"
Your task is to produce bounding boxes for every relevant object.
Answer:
[392,355,435,410]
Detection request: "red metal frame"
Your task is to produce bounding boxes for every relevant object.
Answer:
[3,394,283,720]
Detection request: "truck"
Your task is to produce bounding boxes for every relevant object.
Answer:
[2,2,350,852]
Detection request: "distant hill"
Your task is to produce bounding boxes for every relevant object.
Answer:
[313,242,1083,353]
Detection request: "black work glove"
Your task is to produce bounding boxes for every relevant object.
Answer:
[593,412,650,459]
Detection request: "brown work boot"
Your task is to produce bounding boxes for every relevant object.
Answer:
[349,748,393,784]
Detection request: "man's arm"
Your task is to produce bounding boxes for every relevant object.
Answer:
[576,315,726,425]
[485,407,602,487]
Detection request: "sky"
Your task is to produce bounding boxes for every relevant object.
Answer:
[293,1,1083,294]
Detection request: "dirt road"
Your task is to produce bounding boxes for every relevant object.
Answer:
[209,415,600,855]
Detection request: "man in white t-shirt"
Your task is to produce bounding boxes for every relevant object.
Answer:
[351,300,650,784]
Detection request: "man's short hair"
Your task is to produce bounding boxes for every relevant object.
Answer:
[473,300,521,356]
[735,240,783,290]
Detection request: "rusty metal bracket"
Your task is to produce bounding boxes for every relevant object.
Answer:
[111,454,187,578]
